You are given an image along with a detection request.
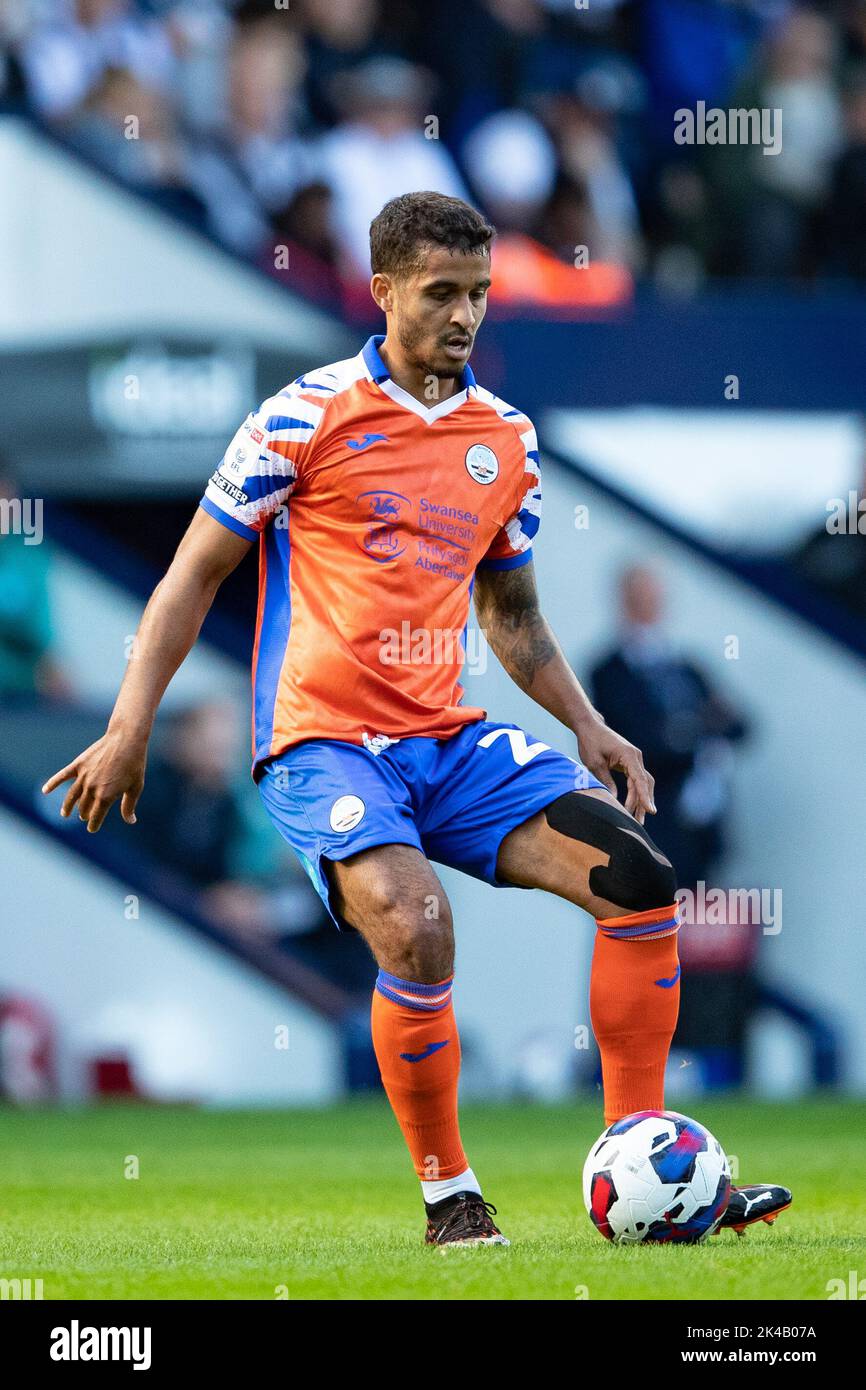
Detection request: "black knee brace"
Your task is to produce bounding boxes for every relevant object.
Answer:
[544,791,677,911]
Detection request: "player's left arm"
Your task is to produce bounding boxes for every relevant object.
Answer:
[473,559,657,822]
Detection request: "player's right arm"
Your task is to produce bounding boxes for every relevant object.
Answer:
[41,509,252,833]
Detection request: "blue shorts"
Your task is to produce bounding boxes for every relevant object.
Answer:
[257,719,605,930]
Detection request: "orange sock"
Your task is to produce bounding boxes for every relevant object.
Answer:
[371,970,468,1180]
[590,903,681,1126]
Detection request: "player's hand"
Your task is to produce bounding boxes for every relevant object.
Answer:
[575,719,656,824]
[41,731,147,834]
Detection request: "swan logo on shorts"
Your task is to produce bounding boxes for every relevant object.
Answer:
[329,795,366,832]
[465,444,499,485]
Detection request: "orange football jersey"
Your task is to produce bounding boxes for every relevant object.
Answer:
[200,335,541,774]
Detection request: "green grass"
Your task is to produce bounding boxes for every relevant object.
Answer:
[1,1099,863,1300]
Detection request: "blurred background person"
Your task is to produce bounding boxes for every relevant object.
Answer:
[792,435,866,618]
[821,65,866,282]
[221,15,314,225]
[462,107,633,306]
[134,698,251,900]
[299,0,395,129]
[136,700,377,1040]
[61,65,215,231]
[317,56,470,281]
[709,6,844,279]
[589,564,749,888]
[539,75,644,272]
[20,0,176,122]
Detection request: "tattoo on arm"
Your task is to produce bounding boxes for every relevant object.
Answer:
[474,563,558,688]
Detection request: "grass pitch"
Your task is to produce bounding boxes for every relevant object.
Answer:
[1,1098,863,1300]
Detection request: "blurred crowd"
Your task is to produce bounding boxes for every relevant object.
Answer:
[4,0,866,309]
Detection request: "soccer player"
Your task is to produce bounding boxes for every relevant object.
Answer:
[43,192,790,1245]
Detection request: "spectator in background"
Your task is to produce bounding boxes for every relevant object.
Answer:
[135,700,249,894]
[64,58,278,254]
[822,67,866,281]
[421,0,547,145]
[166,0,235,137]
[64,63,247,248]
[0,0,29,110]
[223,15,315,219]
[538,169,595,262]
[537,78,644,271]
[300,0,392,129]
[317,56,470,280]
[711,6,844,278]
[792,445,866,618]
[646,162,713,295]
[266,179,343,308]
[20,0,175,121]
[134,697,318,936]
[0,462,69,701]
[62,66,202,212]
[462,110,633,307]
[136,700,374,997]
[462,108,558,235]
[589,564,749,887]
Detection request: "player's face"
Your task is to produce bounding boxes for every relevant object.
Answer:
[390,246,491,380]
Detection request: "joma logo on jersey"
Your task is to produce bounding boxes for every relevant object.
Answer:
[347,433,388,451]
[356,490,409,562]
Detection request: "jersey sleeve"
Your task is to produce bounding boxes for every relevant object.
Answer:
[477,417,541,570]
[199,387,319,541]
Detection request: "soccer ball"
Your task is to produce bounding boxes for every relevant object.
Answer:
[583,1109,731,1244]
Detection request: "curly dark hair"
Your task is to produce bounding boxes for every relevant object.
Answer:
[369,191,495,278]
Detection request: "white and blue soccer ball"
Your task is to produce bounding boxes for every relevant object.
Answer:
[583,1110,731,1244]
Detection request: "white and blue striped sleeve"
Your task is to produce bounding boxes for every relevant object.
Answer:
[199,388,319,541]
[478,419,542,570]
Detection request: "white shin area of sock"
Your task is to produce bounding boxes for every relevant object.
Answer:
[421,1167,482,1204]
